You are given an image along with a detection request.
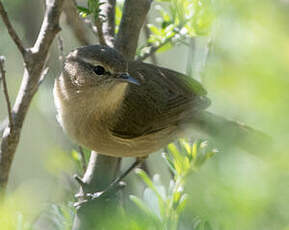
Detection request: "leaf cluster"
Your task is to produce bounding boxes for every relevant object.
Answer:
[131,138,217,230]
[138,0,215,57]
[77,0,104,21]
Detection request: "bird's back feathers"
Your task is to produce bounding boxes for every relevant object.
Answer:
[110,61,210,139]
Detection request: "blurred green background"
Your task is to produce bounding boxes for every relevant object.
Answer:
[0,0,289,229]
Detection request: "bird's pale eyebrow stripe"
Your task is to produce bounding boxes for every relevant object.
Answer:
[77,57,114,73]
[78,57,101,66]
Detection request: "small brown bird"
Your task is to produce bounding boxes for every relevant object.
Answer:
[54,45,268,158]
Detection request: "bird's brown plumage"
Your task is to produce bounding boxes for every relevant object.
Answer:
[111,61,210,139]
[54,45,270,157]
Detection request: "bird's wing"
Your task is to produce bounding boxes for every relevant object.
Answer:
[110,61,210,139]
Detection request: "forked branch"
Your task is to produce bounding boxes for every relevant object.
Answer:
[0,0,64,197]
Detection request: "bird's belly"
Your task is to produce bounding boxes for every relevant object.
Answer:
[64,115,179,157]
[78,128,178,157]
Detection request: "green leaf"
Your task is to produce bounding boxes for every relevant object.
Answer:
[161,20,172,29]
[76,6,91,14]
[71,150,81,162]
[167,143,183,175]
[162,152,176,173]
[135,169,164,202]
[130,195,160,220]
[157,41,173,53]
[192,141,198,160]
[147,24,162,36]
[179,139,191,156]
[204,221,213,230]
[176,194,188,213]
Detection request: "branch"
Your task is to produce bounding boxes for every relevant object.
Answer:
[32,0,63,55]
[93,0,116,46]
[143,18,157,64]
[78,146,87,173]
[114,0,152,60]
[72,152,121,230]
[65,0,115,46]
[57,36,65,65]
[0,57,13,130]
[0,2,27,58]
[83,18,98,36]
[63,0,90,45]
[137,34,174,61]
[0,118,8,137]
[100,0,116,47]
[37,67,49,88]
[0,0,64,197]
[137,23,189,62]
[95,18,106,45]
[74,158,145,209]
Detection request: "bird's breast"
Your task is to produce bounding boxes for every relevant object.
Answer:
[54,76,140,155]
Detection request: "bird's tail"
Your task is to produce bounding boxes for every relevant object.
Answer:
[189,111,271,154]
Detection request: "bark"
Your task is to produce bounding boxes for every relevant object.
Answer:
[0,0,64,199]
[114,0,152,60]
[63,0,90,45]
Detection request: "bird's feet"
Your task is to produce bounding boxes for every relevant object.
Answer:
[73,157,146,209]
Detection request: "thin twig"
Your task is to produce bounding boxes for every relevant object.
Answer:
[95,19,106,45]
[137,35,174,61]
[63,0,90,45]
[143,19,157,65]
[137,23,189,61]
[74,174,86,188]
[0,57,13,129]
[78,146,87,172]
[0,2,27,59]
[57,36,65,65]
[82,18,98,37]
[104,157,144,193]
[75,157,144,209]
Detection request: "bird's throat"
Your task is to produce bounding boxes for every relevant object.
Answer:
[95,82,128,115]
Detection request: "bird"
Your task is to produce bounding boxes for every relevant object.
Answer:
[53,45,269,160]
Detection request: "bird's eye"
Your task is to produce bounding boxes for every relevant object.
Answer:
[93,65,106,75]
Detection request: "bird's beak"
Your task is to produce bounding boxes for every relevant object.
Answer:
[118,73,140,86]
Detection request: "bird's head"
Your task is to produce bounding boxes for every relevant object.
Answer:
[63,45,139,90]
